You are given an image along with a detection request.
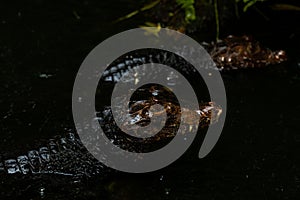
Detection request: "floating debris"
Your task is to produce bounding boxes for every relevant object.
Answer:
[39,74,53,79]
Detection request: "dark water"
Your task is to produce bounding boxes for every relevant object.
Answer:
[0,0,300,199]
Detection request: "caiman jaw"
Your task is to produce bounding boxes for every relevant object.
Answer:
[273,50,287,63]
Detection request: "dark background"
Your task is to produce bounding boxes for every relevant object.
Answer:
[0,0,299,199]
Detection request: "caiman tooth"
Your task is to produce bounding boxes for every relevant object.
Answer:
[17,155,30,174]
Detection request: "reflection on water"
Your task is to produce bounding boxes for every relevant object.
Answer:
[0,0,299,199]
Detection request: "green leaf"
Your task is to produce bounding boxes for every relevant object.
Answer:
[175,0,196,23]
[115,0,160,22]
[243,0,257,12]
[185,6,196,21]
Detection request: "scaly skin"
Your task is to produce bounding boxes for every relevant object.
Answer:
[102,36,286,82]
[0,132,107,177]
[0,36,284,177]
[203,35,287,70]
[0,91,222,176]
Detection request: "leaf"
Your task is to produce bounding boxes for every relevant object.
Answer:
[139,23,161,37]
[270,4,300,11]
[242,0,267,12]
[115,0,160,22]
[243,0,257,12]
[185,6,196,22]
[175,0,196,23]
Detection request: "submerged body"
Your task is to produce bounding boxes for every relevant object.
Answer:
[0,35,285,177]
[203,35,287,70]
[0,97,221,176]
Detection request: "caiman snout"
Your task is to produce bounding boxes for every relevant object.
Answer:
[273,50,287,63]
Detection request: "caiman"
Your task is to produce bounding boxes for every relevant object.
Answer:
[0,35,286,178]
[203,35,286,70]
[0,86,222,176]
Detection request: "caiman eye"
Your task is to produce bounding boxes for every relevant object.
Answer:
[275,50,287,61]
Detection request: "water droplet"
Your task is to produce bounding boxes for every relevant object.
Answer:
[160,175,164,181]
[39,187,45,198]
[165,188,171,195]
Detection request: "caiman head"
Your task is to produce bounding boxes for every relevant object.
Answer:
[270,50,287,64]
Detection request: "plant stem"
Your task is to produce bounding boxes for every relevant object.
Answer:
[253,5,270,21]
[234,0,240,19]
[214,0,220,40]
